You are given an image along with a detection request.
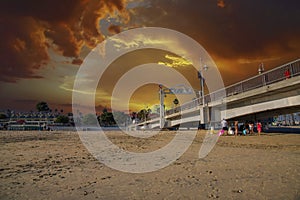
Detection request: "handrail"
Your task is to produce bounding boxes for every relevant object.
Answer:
[165,58,300,115]
[223,58,300,89]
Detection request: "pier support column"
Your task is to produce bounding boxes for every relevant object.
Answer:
[159,85,165,129]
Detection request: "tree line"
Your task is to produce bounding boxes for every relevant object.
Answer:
[35,102,154,126]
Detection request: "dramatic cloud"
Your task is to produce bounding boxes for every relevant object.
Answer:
[1,0,300,112]
[129,0,300,62]
[72,58,83,65]
[217,0,226,8]
[158,55,193,68]
[0,0,129,82]
[0,16,48,82]
[108,24,122,34]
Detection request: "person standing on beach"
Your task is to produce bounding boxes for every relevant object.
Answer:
[256,120,262,136]
[234,121,238,136]
[221,119,228,135]
[249,121,254,135]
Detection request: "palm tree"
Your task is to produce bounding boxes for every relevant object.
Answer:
[173,98,179,106]
[137,108,152,121]
[36,102,50,112]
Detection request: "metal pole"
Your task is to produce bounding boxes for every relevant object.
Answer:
[201,71,206,127]
[200,72,205,106]
[198,70,205,126]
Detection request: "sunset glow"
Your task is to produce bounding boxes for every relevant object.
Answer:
[0,0,299,113]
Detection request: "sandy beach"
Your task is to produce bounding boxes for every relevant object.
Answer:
[0,130,299,200]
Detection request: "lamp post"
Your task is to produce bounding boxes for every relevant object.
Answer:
[198,58,209,127]
[258,63,267,85]
[258,63,264,74]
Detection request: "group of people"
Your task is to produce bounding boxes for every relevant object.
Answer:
[217,68,292,136]
[220,119,262,136]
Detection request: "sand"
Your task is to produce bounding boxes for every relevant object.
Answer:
[0,130,299,200]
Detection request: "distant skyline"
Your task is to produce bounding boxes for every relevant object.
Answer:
[0,0,299,112]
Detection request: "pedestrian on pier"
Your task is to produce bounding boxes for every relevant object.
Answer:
[284,68,291,79]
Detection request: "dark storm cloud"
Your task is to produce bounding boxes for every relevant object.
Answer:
[71,58,83,65]
[129,0,300,60]
[1,0,299,85]
[0,0,129,82]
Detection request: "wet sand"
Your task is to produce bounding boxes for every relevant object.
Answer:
[0,131,299,200]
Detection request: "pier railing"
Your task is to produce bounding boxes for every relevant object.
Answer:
[166,59,300,115]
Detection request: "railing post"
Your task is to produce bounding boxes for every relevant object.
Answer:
[262,74,266,86]
[240,82,244,93]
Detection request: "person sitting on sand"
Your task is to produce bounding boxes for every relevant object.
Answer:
[240,122,249,136]
[228,127,234,135]
[245,122,250,134]
[242,128,247,136]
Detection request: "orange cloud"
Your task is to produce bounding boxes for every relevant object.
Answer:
[158,54,193,68]
[0,16,48,82]
[0,0,129,82]
[108,24,122,34]
[217,0,226,8]
[72,58,83,65]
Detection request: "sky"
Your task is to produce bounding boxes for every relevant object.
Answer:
[0,0,299,113]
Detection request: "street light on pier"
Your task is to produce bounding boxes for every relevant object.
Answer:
[258,63,264,74]
[198,58,209,127]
